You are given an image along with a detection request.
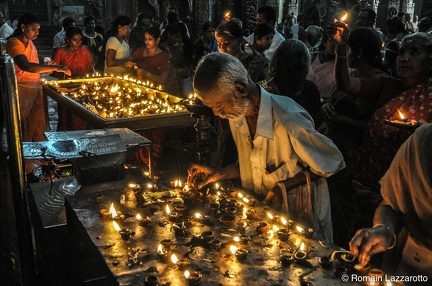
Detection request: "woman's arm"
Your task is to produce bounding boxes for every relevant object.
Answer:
[14,54,71,75]
[105,49,133,68]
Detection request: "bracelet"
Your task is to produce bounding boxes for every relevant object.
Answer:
[373,224,397,250]
[334,47,348,59]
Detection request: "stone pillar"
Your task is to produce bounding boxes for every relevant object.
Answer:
[243,0,259,36]
[193,0,211,38]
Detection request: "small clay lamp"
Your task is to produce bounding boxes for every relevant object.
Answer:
[209,239,222,249]
[230,245,248,261]
[144,275,158,286]
[201,231,215,241]
[256,221,269,233]
[246,209,258,220]
[220,214,236,226]
[224,206,237,214]
[92,193,103,203]
[136,214,152,226]
[281,253,295,267]
[277,228,290,241]
[184,270,202,285]
[157,244,169,262]
[209,202,220,213]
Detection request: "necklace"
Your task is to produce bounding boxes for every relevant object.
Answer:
[144,47,160,57]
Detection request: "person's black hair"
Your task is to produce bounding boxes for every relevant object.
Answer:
[254,23,274,39]
[144,25,161,39]
[112,15,131,34]
[216,21,243,39]
[201,21,214,33]
[348,27,382,68]
[10,13,40,38]
[257,6,276,25]
[84,16,96,25]
[167,11,179,24]
[386,16,407,35]
[62,17,75,29]
[361,8,376,23]
[160,23,181,43]
[65,26,83,39]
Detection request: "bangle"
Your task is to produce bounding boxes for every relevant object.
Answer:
[373,224,397,250]
[334,47,348,58]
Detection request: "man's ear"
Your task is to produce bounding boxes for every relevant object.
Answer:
[234,82,248,98]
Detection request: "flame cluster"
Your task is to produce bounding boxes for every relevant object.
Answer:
[47,77,185,119]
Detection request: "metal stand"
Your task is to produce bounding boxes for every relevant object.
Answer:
[193,114,211,165]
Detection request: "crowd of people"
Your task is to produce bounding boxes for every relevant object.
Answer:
[2,5,432,280]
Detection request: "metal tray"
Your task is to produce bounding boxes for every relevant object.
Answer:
[42,77,196,131]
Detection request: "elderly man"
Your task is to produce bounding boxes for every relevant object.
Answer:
[188,53,345,241]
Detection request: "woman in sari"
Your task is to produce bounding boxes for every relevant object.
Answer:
[53,26,94,130]
[6,13,71,175]
[130,26,172,165]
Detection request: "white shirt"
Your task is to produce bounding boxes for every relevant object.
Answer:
[246,29,285,60]
[0,22,14,40]
[104,36,131,76]
[53,29,66,49]
[229,88,345,241]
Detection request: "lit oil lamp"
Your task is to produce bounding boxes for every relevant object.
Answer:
[224,11,231,22]
[296,225,314,239]
[136,214,151,226]
[157,244,169,262]
[256,221,269,233]
[184,270,202,285]
[108,203,124,220]
[230,245,248,261]
[246,208,258,220]
[171,253,190,269]
[277,228,290,241]
[113,221,134,240]
[295,242,307,260]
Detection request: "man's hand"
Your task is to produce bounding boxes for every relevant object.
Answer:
[263,184,283,210]
[326,19,350,47]
[187,163,218,190]
[349,226,395,267]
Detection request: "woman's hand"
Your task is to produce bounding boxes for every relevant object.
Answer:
[349,226,395,267]
[187,163,219,190]
[124,61,135,68]
[56,65,72,76]
[326,19,350,47]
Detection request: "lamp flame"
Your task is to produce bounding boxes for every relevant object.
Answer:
[340,12,348,22]
[267,213,274,220]
[184,270,190,279]
[225,11,231,18]
[195,213,203,219]
[113,221,121,232]
[171,253,179,264]
[109,203,117,219]
[233,236,240,242]
[136,214,142,220]
[296,226,304,233]
[166,205,171,215]
[230,245,238,254]
[157,244,164,254]
[281,217,288,225]
[397,109,405,120]
[273,225,280,232]
[300,242,304,251]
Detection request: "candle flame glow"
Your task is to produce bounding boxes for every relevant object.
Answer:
[230,245,238,254]
[166,205,171,215]
[215,183,219,189]
[340,12,348,21]
[113,221,121,232]
[233,236,240,242]
[136,214,142,220]
[267,213,274,220]
[281,217,288,225]
[171,253,179,264]
[300,242,305,251]
[242,197,250,203]
[157,244,164,254]
[109,203,117,219]
[184,270,190,279]
[397,109,405,120]
[296,226,304,233]
[195,213,203,219]
[273,225,279,232]
[238,193,244,198]
[225,11,231,18]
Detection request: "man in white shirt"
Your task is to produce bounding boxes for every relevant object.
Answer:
[188,53,345,241]
[245,5,284,60]
[0,12,14,40]
[53,17,75,50]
